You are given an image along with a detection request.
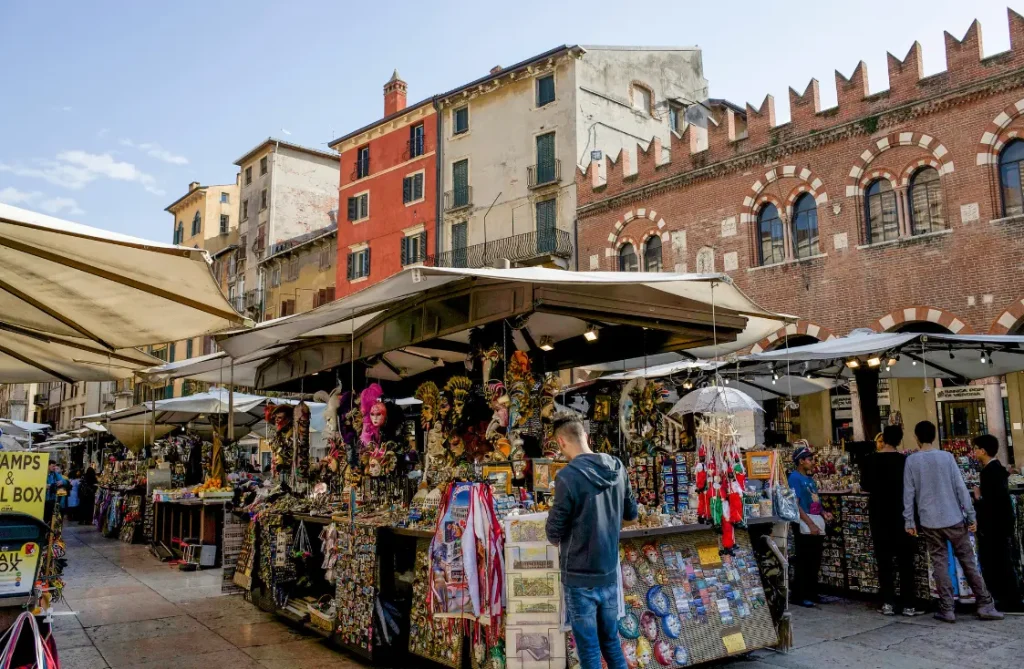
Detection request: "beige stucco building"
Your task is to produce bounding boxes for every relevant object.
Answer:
[435,45,708,269]
[263,224,337,321]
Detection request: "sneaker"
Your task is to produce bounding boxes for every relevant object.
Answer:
[797,600,817,608]
[976,605,1005,621]
[879,604,895,616]
[933,611,956,623]
[901,608,924,617]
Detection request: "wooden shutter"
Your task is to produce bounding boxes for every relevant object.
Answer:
[453,160,468,191]
[536,132,555,166]
[403,176,412,203]
[347,197,357,221]
[347,252,354,280]
[365,247,371,274]
[414,173,423,200]
[326,286,335,302]
[418,232,427,262]
[400,236,408,266]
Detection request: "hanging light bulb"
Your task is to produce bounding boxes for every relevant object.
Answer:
[867,357,881,368]
[980,350,987,364]
[539,335,554,351]
[583,323,599,342]
[724,378,730,385]
[846,359,860,369]
[771,378,777,385]
[911,359,918,366]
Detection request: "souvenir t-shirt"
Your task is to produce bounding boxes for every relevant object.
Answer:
[787,471,823,516]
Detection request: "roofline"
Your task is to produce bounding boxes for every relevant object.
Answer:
[233,138,338,167]
[328,97,435,149]
[437,44,579,102]
[579,45,700,51]
[707,98,747,116]
[164,183,236,213]
[210,244,238,259]
[261,223,338,263]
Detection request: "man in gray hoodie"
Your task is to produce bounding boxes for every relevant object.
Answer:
[546,412,637,669]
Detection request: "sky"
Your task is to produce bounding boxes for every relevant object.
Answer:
[0,1,1016,242]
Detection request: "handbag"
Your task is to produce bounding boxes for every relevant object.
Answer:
[0,611,60,669]
[769,450,800,523]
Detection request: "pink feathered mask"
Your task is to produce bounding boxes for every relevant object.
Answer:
[360,383,385,445]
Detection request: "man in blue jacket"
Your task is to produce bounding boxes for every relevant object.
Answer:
[546,412,638,669]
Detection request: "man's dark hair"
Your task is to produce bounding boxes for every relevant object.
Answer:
[973,434,999,458]
[551,411,586,445]
[882,424,903,448]
[914,420,937,445]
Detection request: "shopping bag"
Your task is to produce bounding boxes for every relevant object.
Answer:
[0,610,60,669]
[769,451,800,523]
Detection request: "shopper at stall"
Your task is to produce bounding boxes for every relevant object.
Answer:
[79,465,97,524]
[67,469,81,522]
[44,461,69,524]
[546,412,637,669]
[904,420,1003,622]
[788,446,829,608]
[972,434,1024,613]
[861,425,920,616]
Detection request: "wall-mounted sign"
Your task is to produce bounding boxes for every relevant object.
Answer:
[590,150,602,161]
[0,451,48,520]
[935,386,987,402]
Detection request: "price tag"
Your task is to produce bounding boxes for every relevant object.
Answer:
[697,544,721,567]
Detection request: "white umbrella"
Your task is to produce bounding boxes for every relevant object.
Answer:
[670,386,763,415]
[0,203,246,365]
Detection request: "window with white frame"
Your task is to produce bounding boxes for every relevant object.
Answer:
[403,172,424,203]
[347,247,370,280]
[401,231,427,266]
[347,193,369,221]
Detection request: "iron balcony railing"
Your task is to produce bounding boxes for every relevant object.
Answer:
[229,295,244,313]
[444,186,473,212]
[405,137,425,160]
[33,394,47,406]
[426,229,572,269]
[527,159,561,188]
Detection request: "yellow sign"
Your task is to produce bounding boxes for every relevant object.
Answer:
[722,632,746,654]
[697,544,722,567]
[0,543,41,598]
[0,451,49,520]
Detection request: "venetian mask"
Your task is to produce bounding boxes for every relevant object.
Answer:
[642,543,659,564]
[370,401,387,428]
[636,638,652,667]
[673,646,689,665]
[624,546,640,563]
[622,640,638,669]
[640,611,658,641]
[661,613,681,639]
[449,435,465,457]
[438,394,451,421]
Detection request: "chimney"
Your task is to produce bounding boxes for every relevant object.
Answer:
[489,65,503,75]
[384,69,407,116]
[188,181,200,192]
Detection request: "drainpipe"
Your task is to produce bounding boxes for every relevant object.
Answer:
[433,97,443,255]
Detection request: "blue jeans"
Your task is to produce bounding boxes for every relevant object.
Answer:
[564,583,627,669]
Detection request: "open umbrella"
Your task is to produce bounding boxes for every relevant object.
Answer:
[0,204,246,380]
[669,386,763,415]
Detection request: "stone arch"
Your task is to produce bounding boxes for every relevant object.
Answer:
[740,165,828,225]
[846,131,954,197]
[976,97,1024,165]
[989,296,1024,334]
[604,206,665,268]
[859,168,899,191]
[869,305,973,334]
[898,157,943,187]
[750,320,837,354]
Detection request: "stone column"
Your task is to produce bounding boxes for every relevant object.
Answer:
[983,376,1009,464]
[850,379,865,441]
[896,187,910,237]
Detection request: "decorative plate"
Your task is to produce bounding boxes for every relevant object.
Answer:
[661,613,682,639]
[618,610,641,639]
[654,640,673,666]
[646,585,670,617]
[640,611,659,641]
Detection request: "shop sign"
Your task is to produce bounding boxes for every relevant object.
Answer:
[935,386,987,402]
[0,543,40,598]
[0,451,48,520]
[830,392,889,410]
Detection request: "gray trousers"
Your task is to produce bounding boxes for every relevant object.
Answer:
[921,522,994,613]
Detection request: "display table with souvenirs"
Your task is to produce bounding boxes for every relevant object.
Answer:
[220,337,793,667]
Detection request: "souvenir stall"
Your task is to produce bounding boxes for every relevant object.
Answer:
[94,457,148,541]
[209,267,797,667]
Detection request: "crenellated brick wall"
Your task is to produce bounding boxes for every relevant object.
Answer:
[577,8,1024,343]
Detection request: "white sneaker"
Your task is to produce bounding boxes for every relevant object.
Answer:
[880,604,895,616]
[902,608,923,617]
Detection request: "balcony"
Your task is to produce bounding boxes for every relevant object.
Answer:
[33,394,47,406]
[101,392,115,407]
[243,288,264,312]
[528,159,561,189]
[444,186,473,212]
[229,295,244,313]
[404,137,425,160]
[426,229,572,269]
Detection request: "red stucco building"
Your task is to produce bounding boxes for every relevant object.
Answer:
[576,10,1024,458]
[330,72,436,297]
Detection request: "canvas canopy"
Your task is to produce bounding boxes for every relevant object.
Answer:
[136,345,292,387]
[0,203,246,354]
[736,331,1024,381]
[216,267,789,360]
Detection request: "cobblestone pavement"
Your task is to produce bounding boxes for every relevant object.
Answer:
[55,524,1024,668]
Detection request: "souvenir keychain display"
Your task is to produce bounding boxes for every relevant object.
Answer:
[334,521,379,653]
[409,538,463,668]
[818,494,845,590]
[629,456,657,507]
[659,453,691,515]
[842,495,878,594]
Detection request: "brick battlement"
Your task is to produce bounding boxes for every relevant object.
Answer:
[580,8,1024,204]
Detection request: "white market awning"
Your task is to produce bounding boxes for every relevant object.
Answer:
[135,345,292,387]
[0,326,161,383]
[216,267,790,360]
[0,419,51,434]
[0,203,247,351]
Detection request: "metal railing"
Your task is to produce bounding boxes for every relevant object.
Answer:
[243,288,263,311]
[33,394,47,406]
[528,159,561,188]
[230,295,244,313]
[426,229,571,269]
[405,137,425,160]
[444,186,473,212]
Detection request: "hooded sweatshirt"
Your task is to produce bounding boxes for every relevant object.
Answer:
[545,453,638,587]
[978,459,1015,537]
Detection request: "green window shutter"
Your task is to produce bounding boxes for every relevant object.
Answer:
[400,237,408,266]
[347,197,357,221]
[403,176,412,203]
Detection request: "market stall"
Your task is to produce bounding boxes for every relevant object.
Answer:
[205,267,797,667]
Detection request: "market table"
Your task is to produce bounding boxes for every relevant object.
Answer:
[150,498,229,566]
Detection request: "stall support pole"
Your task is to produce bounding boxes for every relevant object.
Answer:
[853,366,882,442]
[228,361,235,443]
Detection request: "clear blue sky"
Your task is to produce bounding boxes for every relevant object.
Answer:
[0,1,1014,241]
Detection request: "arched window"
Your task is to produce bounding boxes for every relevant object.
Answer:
[999,140,1024,217]
[191,211,201,236]
[757,203,784,265]
[865,179,898,243]
[791,193,819,259]
[618,243,638,271]
[643,236,662,272]
[909,167,945,235]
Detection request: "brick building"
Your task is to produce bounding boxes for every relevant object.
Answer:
[329,71,436,297]
[576,10,1024,461]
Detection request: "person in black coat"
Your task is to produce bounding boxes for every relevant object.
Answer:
[972,434,1024,613]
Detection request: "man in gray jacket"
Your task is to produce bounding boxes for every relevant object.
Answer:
[546,412,637,669]
[904,420,1003,622]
